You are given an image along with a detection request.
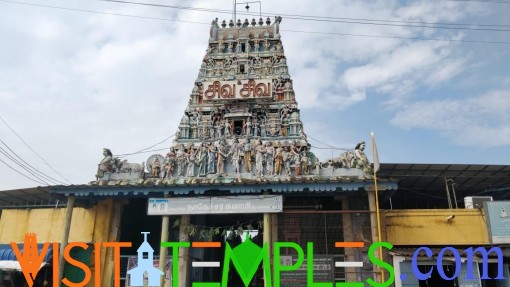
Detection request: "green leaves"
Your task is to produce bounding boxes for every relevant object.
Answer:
[171,218,260,242]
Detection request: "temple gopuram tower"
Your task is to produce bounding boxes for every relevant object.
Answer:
[167,16,312,180]
[50,16,397,287]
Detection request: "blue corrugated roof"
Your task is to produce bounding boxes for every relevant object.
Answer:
[0,244,54,263]
[48,181,398,198]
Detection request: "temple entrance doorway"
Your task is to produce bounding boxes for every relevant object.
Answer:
[190,213,264,287]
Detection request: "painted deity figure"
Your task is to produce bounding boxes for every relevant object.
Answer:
[294,152,301,176]
[151,158,162,177]
[96,148,113,179]
[254,140,266,176]
[224,120,232,137]
[230,138,243,174]
[353,141,370,172]
[216,141,228,175]
[280,105,291,122]
[186,147,197,177]
[164,147,176,178]
[207,144,216,174]
[243,139,253,173]
[197,142,208,176]
[265,142,275,176]
[283,146,292,176]
[274,144,284,175]
[301,150,310,175]
[260,122,266,137]
[210,125,216,138]
[253,121,260,137]
[244,118,252,136]
[176,145,187,177]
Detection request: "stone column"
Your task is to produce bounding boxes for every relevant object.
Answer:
[178,215,190,287]
[159,215,170,287]
[341,198,357,283]
[263,212,271,287]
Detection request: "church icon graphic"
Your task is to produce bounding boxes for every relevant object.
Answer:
[127,232,164,286]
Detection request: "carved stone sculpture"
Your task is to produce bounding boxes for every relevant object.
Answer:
[230,138,242,174]
[274,144,283,175]
[353,141,370,172]
[96,148,113,179]
[243,139,253,173]
[176,145,187,177]
[255,140,265,176]
[164,148,177,178]
[265,142,275,176]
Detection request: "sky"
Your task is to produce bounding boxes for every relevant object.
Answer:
[0,0,509,190]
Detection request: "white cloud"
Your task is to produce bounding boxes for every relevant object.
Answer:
[0,0,506,190]
[391,90,510,146]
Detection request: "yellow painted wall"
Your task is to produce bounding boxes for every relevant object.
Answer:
[0,199,116,287]
[0,205,98,243]
[385,209,489,245]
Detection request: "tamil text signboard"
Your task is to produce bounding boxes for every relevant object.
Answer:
[202,80,272,100]
[147,195,282,215]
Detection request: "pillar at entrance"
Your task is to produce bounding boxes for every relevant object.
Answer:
[178,215,190,287]
[341,198,358,283]
[263,212,271,287]
[159,215,170,287]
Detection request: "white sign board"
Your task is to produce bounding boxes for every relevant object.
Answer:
[202,80,272,100]
[148,195,282,215]
[484,201,510,244]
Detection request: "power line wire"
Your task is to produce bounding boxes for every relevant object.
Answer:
[0,114,71,184]
[0,139,65,185]
[0,146,51,185]
[1,0,509,45]
[281,29,510,45]
[115,133,176,157]
[447,0,510,3]
[308,135,351,151]
[0,0,210,24]
[0,157,46,185]
[98,0,510,29]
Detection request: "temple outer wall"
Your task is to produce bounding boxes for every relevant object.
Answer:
[385,209,490,245]
[0,199,118,287]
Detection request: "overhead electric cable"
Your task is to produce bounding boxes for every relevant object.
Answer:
[0,114,71,184]
[0,139,65,185]
[97,0,510,29]
[281,29,510,45]
[307,135,351,151]
[0,157,46,185]
[115,133,176,158]
[447,0,510,3]
[0,146,51,185]
[1,0,509,45]
[0,0,209,24]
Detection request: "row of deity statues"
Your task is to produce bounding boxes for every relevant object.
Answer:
[95,140,373,181]
[182,105,300,140]
[206,39,283,55]
[146,139,314,179]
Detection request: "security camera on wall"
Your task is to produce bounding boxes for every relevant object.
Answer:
[446,215,455,222]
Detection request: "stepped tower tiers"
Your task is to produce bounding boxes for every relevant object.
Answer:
[177,17,305,146]
[93,17,376,183]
